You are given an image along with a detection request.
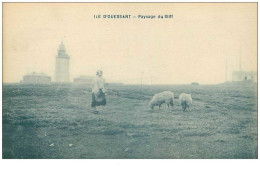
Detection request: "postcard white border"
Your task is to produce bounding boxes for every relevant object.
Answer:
[0,1,259,176]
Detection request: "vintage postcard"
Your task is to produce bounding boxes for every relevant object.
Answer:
[2,2,257,159]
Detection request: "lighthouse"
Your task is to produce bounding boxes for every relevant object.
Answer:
[55,42,70,82]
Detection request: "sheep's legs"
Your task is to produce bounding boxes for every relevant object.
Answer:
[92,106,98,114]
[183,105,191,112]
[167,103,173,108]
[170,100,174,108]
[181,102,185,112]
[182,101,190,112]
[182,104,187,112]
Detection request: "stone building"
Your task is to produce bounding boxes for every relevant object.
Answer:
[232,71,257,82]
[22,72,51,84]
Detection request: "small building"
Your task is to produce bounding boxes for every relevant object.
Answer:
[191,82,199,86]
[73,75,94,84]
[22,72,51,84]
[232,71,257,82]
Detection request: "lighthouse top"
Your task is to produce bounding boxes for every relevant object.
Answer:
[56,41,70,59]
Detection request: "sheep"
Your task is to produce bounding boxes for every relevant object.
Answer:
[149,91,174,109]
[179,93,192,111]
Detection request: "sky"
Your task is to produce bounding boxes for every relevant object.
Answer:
[3,3,257,84]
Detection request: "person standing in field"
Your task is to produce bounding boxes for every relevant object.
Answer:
[91,70,106,113]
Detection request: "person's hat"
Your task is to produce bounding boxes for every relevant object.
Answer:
[96,70,103,76]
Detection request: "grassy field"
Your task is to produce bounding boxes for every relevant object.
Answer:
[2,83,258,159]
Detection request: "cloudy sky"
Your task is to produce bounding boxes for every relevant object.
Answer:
[3,3,257,84]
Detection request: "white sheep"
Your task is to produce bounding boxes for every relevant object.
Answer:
[149,91,174,109]
[179,93,192,111]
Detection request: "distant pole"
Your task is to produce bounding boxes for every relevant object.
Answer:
[141,71,144,89]
[141,73,142,85]
[225,58,228,82]
[239,48,242,71]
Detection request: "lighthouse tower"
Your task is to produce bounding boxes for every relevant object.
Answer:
[55,42,70,82]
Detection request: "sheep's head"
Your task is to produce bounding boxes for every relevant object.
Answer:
[149,101,154,109]
[188,94,192,104]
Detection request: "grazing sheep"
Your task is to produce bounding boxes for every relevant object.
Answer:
[179,93,192,111]
[149,91,174,109]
